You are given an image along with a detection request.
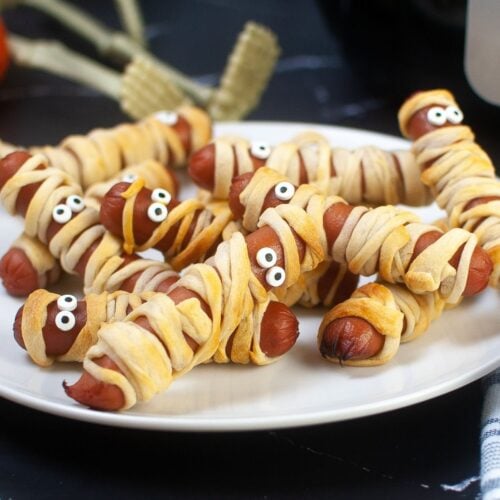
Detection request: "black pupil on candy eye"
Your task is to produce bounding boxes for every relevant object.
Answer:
[155,208,162,215]
[274,272,282,280]
[73,198,81,204]
[280,187,287,193]
[65,297,71,302]
[57,208,64,214]
[265,254,272,262]
[61,315,69,324]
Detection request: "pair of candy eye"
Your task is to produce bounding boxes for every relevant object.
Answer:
[250,142,272,160]
[256,247,286,287]
[154,111,179,126]
[55,294,78,332]
[427,106,463,126]
[52,195,85,224]
[147,188,172,222]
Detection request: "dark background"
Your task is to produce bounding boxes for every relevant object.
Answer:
[0,0,498,498]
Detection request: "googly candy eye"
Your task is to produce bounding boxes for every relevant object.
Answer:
[274,181,295,201]
[445,105,464,124]
[256,247,278,269]
[265,266,286,287]
[151,188,172,205]
[154,111,179,126]
[55,310,76,332]
[147,202,168,222]
[250,141,272,160]
[122,173,138,183]
[66,195,85,213]
[57,294,77,312]
[52,204,72,224]
[427,106,447,126]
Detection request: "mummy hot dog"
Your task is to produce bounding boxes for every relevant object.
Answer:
[27,106,211,188]
[188,133,431,206]
[227,167,492,304]
[14,291,154,366]
[0,159,178,296]
[398,89,500,287]
[317,282,445,366]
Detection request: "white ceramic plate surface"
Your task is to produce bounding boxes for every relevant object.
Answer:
[0,122,498,432]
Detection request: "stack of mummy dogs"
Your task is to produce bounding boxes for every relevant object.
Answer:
[63,171,492,411]
[188,133,432,206]
[0,159,178,296]
[228,167,492,304]
[62,201,329,410]
[9,106,211,189]
[230,168,493,365]
[398,89,500,287]
[98,174,355,307]
[0,149,297,370]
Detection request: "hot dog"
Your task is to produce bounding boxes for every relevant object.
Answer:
[317,281,446,365]
[398,89,500,288]
[0,234,61,296]
[228,167,492,303]
[188,133,431,206]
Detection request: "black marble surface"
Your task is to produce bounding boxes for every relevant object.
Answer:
[0,1,498,498]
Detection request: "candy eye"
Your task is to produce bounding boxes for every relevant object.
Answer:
[154,111,179,126]
[55,310,76,331]
[57,294,77,312]
[445,105,464,124]
[265,266,286,287]
[122,173,137,183]
[151,188,172,205]
[147,202,168,222]
[52,204,72,224]
[66,195,85,213]
[274,181,295,201]
[250,141,271,160]
[427,106,447,126]
[256,247,277,269]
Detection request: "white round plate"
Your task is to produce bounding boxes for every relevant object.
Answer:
[0,122,498,432]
